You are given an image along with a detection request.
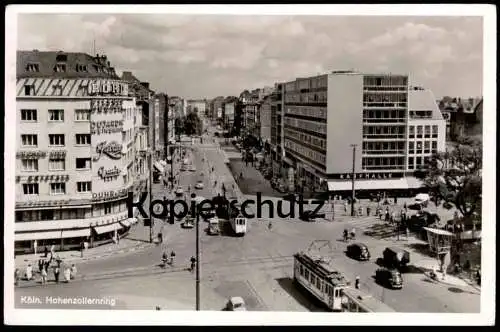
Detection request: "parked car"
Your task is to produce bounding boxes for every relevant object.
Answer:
[181,217,194,229]
[346,243,371,261]
[382,247,410,269]
[299,210,325,222]
[175,186,184,196]
[375,268,403,289]
[414,193,430,208]
[207,217,220,235]
[195,180,204,190]
[226,297,246,311]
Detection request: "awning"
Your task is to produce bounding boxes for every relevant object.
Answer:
[406,176,424,189]
[154,162,165,174]
[61,228,91,238]
[15,230,63,241]
[94,222,123,235]
[423,227,454,236]
[120,219,131,227]
[328,178,410,191]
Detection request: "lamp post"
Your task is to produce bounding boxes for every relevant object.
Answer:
[195,210,200,310]
[148,151,153,243]
[350,144,357,217]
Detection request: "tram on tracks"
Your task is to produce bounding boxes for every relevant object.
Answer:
[293,251,350,311]
[341,287,396,312]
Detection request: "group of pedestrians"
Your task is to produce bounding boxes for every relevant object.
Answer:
[15,256,77,287]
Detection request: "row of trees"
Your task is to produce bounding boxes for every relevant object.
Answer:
[424,136,482,227]
[175,112,203,137]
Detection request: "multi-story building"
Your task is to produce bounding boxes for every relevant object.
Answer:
[223,97,237,132]
[277,71,446,195]
[15,50,141,254]
[210,96,225,121]
[187,99,206,117]
[260,94,272,149]
[438,97,483,141]
[270,83,286,179]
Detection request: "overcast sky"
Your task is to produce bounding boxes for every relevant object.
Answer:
[17,14,483,99]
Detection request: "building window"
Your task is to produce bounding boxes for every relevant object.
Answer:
[432,125,438,138]
[409,126,415,138]
[54,63,67,72]
[49,109,64,121]
[21,159,38,172]
[408,141,414,154]
[23,183,39,195]
[76,158,91,170]
[21,109,37,121]
[432,141,437,153]
[24,85,35,96]
[408,157,414,169]
[76,64,88,72]
[50,182,66,195]
[416,141,423,154]
[104,204,112,215]
[424,125,431,138]
[424,141,430,153]
[21,134,38,147]
[416,125,423,138]
[77,181,92,193]
[49,158,65,171]
[26,63,40,72]
[75,134,91,145]
[49,134,65,146]
[416,156,422,167]
[75,109,91,121]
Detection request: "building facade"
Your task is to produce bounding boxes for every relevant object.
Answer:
[276,71,446,195]
[15,50,141,253]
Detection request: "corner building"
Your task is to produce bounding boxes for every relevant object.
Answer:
[15,50,139,254]
[279,71,446,196]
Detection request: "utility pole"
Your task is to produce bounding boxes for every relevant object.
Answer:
[195,212,200,311]
[350,144,357,217]
[148,151,153,243]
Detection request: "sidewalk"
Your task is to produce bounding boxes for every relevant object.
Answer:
[383,236,481,294]
[15,223,154,271]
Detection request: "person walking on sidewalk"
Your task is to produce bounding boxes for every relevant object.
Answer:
[26,264,33,281]
[190,256,196,272]
[40,266,47,285]
[355,276,360,289]
[70,264,77,280]
[53,265,60,284]
[366,206,371,217]
[14,268,20,286]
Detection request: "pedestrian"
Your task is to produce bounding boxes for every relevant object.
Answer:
[38,259,43,274]
[15,268,20,286]
[406,227,410,239]
[394,196,398,205]
[190,256,196,272]
[70,264,77,279]
[44,246,48,258]
[391,211,396,224]
[366,206,371,216]
[41,266,47,285]
[64,266,71,283]
[385,209,389,222]
[355,276,360,289]
[54,265,60,284]
[403,202,407,210]
[343,201,348,214]
[358,206,363,217]
[26,264,33,281]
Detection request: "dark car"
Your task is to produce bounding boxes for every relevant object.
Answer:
[299,210,325,222]
[383,247,410,269]
[346,243,371,261]
[375,268,403,289]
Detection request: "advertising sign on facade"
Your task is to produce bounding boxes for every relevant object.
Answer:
[91,97,126,200]
[88,80,129,97]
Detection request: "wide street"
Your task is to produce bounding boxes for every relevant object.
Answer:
[14,121,480,313]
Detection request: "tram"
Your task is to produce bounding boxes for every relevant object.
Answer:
[293,252,350,311]
[228,201,247,236]
[341,287,396,312]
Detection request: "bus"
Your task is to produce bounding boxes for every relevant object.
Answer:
[293,252,350,311]
[341,287,396,312]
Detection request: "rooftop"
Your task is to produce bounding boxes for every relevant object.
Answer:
[17,50,120,79]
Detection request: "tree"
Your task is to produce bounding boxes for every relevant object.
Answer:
[424,137,482,226]
[183,112,203,136]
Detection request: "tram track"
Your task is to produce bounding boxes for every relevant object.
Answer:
[16,254,296,288]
